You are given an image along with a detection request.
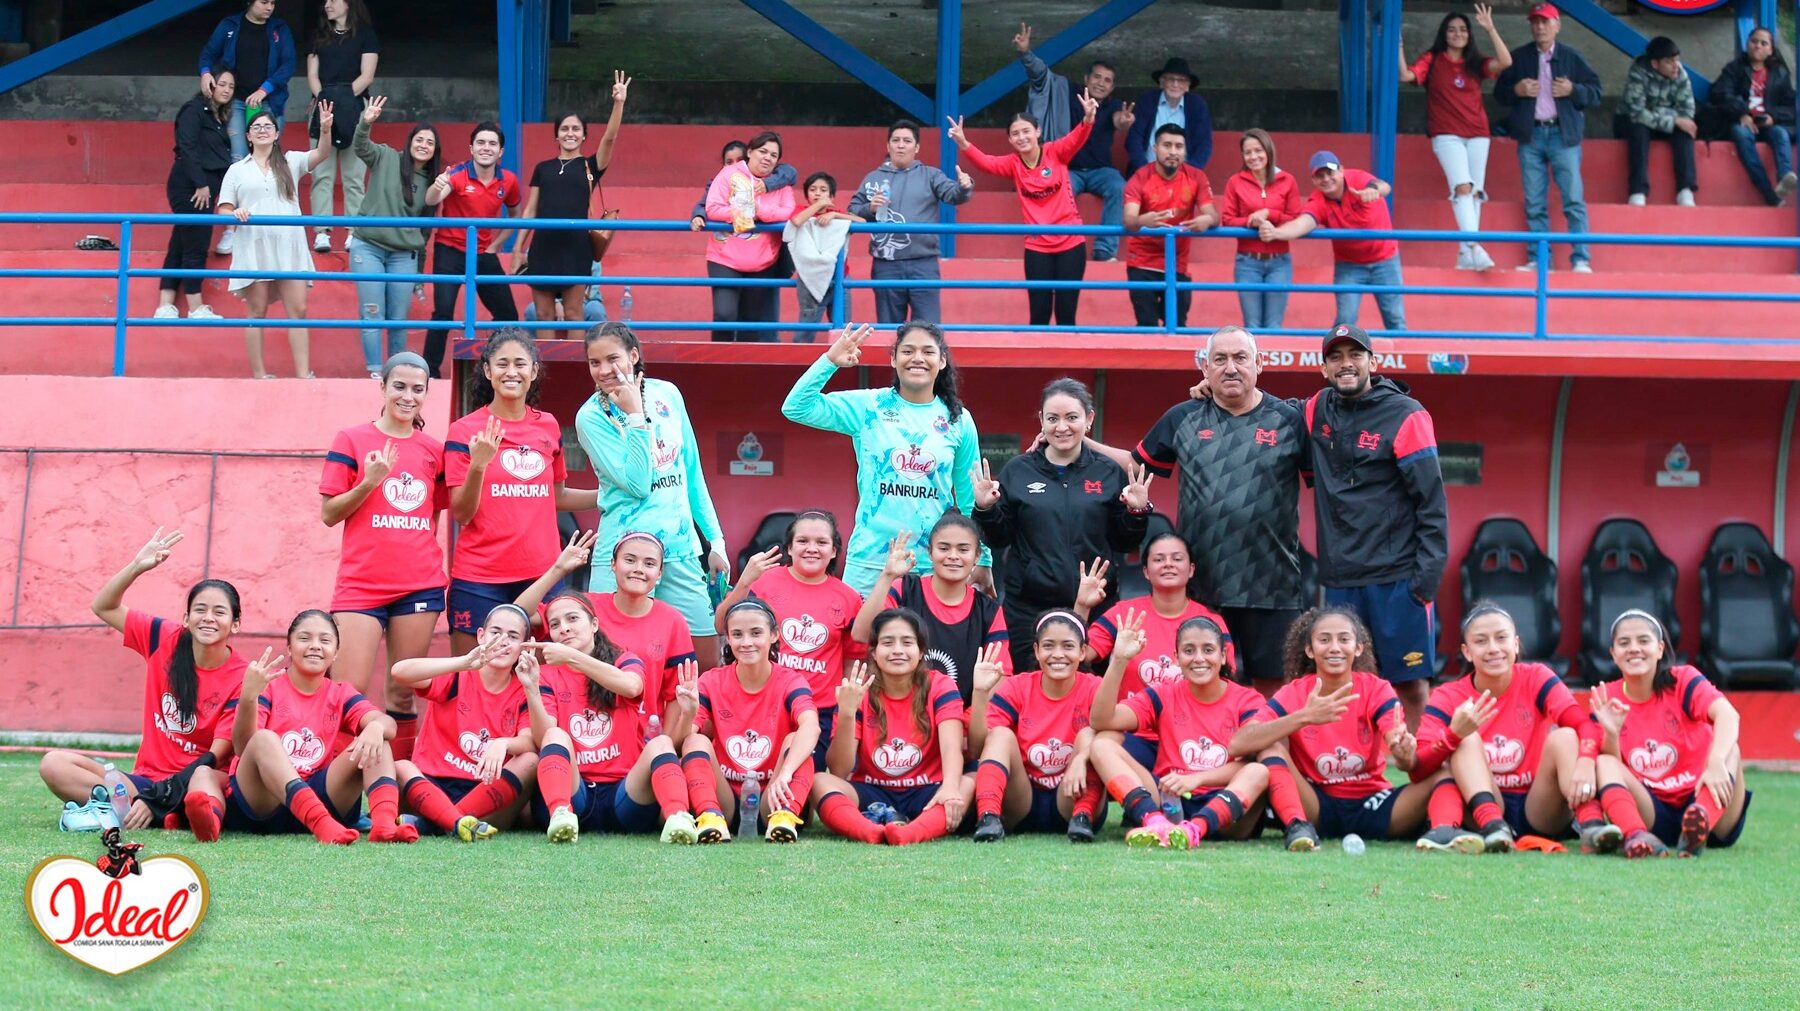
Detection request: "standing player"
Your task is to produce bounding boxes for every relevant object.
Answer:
[1586,610,1749,858]
[422,121,521,377]
[446,330,595,657]
[968,612,1105,843]
[1089,610,1269,848]
[577,322,729,668]
[320,350,444,762]
[853,516,1010,704]
[675,600,821,843]
[813,609,972,845]
[39,530,248,831]
[1120,123,1218,329]
[390,604,541,840]
[782,323,987,596]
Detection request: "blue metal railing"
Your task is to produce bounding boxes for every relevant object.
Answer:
[3,211,1799,375]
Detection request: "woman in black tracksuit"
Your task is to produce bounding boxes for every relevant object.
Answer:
[154,71,236,320]
[974,377,1155,672]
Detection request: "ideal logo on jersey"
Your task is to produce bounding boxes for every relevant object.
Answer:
[781,616,829,654]
[1179,736,1230,772]
[1027,738,1074,777]
[1315,746,1366,781]
[1138,655,1181,688]
[282,729,327,774]
[1484,734,1525,774]
[726,730,773,771]
[890,444,935,479]
[500,446,546,481]
[154,693,196,737]
[458,728,492,763]
[25,834,209,976]
[872,737,924,777]
[382,473,428,513]
[1629,739,1680,781]
[651,435,680,470]
[569,708,613,748]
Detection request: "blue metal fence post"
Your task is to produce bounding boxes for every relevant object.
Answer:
[1371,0,1401,192]
[1534,239,1550,339]
[937,0,962,259]
[464,225,479,345]
[831,245,847,328]
[112,221,132,377]
[1339,0,1369,132]
[1162,231,1177,335]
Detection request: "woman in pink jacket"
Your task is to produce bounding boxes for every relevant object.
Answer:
[705,131,796,342]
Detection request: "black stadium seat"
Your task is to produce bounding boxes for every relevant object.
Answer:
[1460,518,1567,676]
[1579,518,1681,684]
[736,511,796,576]
[1699,522,1800,689]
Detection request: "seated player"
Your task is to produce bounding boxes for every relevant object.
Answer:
[1586,609,1749,858]
[1410,601,1603,855]
[390,604,541,840]
[1089,610,1269,849]
[675,600,820,843]
[967,612,1105,843]
[813,608,972,845]
[523,590,700,845]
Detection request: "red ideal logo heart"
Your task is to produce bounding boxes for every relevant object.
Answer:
[25,854,208,976]
[1027,738,1074,775]
[781,615,830,654]
[499,446,546,481]
[382,473,428,513]
[1179,736,1230,772]
[1484,733,1525,773]
[569,709,613,747]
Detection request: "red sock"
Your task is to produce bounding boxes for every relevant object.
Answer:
[456,770,522,819]
[1690,787,1724,833]
[366,778,416,843]
[1428,777,1466,830]
[1574,797,1604,823]
[682,753,722,816]
[1190,790,1245,841]
[884,803,949,845]
[975,759,1009,819]
[1072,770,1104,820]
[818,791,883,843]
[649,753,690,820]
[537,744,574,813]
[1469,790,1503,828]
[184,792,223,842]
[1599,783,1648,835]
[286,779,357,845]
[403,776,463,832]
[1262,757,1306,826]
[784,762,815,816]
[388,711,418,763]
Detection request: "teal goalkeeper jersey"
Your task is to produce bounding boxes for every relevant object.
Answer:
[782,354,988,594]
[576,377,724,573]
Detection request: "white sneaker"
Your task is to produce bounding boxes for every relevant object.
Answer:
[313,229,332,253]
[1778,173,1798,197]
[1627,193,1647,207]
[151,304,178,319]
[189,304,221,319]
[1468,244,1496,271]
[1516,261,1550,273]
[214,228,235,255]
[1675,188,1695,207]
[1572,260,1593,274]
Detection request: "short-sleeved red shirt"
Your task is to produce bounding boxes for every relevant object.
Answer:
[986,671,1099,789]
[1616,665,1727,805]
[1255,671,1402,799]
[1303,169,1399,264]
[1409,51,1497,139]
[1124,679,1266,779]
[1122,163,1215,271]
[537,652,648,782]
[748,566,866,706]
[852,671,965,789]
[123,610,247,779]
[412,669,529,781]
[248,676,378,778]
[695,663,817,785]
[445,406,567,584]
[320,423,447,610]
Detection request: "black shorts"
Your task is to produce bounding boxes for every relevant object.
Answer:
[1017,786,1067,833]
[1217,606,1304,684]
[852,782,940,822]
[1650,789,1752,849]
[225,767,359,834]
[1502,790,1558,838]
[339,586,445,627]
[1314,787,1402,840]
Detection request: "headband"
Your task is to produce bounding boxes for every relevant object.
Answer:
[613,531,665,555]
[382,351,431,377]
[1035,610,1086,642]
[1610,608,1666,640]
[484,603,531,627]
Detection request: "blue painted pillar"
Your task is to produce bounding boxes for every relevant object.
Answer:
[1371,0,1400,190]
[1735,0,1778,50]
[497,0,522,182]
[1339,0,1369,132]
[523,0,549,121]
[937,0,962,258]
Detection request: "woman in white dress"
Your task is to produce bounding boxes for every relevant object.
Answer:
[217,103,334,378]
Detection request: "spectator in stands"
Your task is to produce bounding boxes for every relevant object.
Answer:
[1399,4,1512,270]
[513,72,631,332]
[420,122,521,377]
[1622,36,1699,208]
[692,141,797,231]
[846,120,972,325]
[1494,3,1599,273]
[1012,22,1136,262]
[217,105,333,379]
[704,131,795,342]
[349,97,439,376]
[784,172,863,340]
[1710,27,1797,206]
[1121,124,1217,329]
[949,91,1100,327]
[153,70,235,322]
[1125,58,1211,176]
[1219,128,1301,329]
[305,0,379,253]
[199,0,297,256]
[1260,152,1406,332]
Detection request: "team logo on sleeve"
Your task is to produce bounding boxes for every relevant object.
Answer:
[1629,739,1679,780]
[458,729,492,762]
[1027,738,1074,776]
[154,694,195,736]
[1137,656,1181,687]
[1178,736,1230,772]
[281,729,327,773]
[872,737,924,776]
[726,730,773,771]
[499,447,546,481]
[1483,734,1525,774]
[569,709,613,747]
[780,616,830,654]
[25,833,209,976]
[382,473,429,513]
[1315,746,1366,780]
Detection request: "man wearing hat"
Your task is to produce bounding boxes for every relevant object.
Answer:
[1303,323,1449,729]
[1126,57,1212,175]
[1258,152,1406,331]
[1494,3,1602,272]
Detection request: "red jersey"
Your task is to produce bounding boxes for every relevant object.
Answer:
[1303,169,1398,265]
[749,566,865,705]
[1616,665,1727,805]
[961,119,1093,253]
[1256,671,1402,799]
[1088,596,1235,701]
[1418,663,1598,791]
[445,405,567,584]
[695,664,817,785]
[547,592,694,717]
[1219,169,1303,255]
[434,162,522,252]
[320,423,448,611]
[986,671,1099,789]
[1125,679,1266,779]
[123,610,247,779]
[536,652,648,782]
[412,669,529,781]
[1409,51,1498,139]
[1122,163,1215,270]
[249,676,378,778]
[852,671,965,789]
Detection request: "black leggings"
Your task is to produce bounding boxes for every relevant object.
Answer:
[426,243,519,377]
[1023,245,1086,326]
[162,168,223,294]
[708,260,782,342]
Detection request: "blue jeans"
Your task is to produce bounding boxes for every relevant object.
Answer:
[1069,167,1125,259]
[348,237,417,370]
[1234,252,1293,330]
[1517,124,1589,266]
[1728,123,1794,204]
[226,100,284,161]
[1333,254,1406,331]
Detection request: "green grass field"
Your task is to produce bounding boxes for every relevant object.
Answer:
[3,754,1796,1008]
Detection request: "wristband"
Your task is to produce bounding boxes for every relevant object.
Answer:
[1126,500,1155,516]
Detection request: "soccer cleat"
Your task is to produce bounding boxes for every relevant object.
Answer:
[1283,819,1320,853]
[765,810,802,843]
[1678,803,1711,858]
[1479,820,1516,853]
[660,811,698,845]
[1066,812,1096,844]
[695,811,731,844]
[454,814,498,842]
[1416,825,1484,855]
[1577,819,1623,855]
[1622,829,1670,859]
[1468,244,1496,271]
[1125,812,1173,849]
[1165,820,1202,850]
[59,786,120,833]
[546,805,579,844]
[972,812,1006,843]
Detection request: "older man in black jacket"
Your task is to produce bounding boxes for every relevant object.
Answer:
[1494,3,1602,273]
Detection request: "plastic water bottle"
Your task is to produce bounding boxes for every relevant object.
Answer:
[102,763,130,807]
[738,775,762,841]
[1342,832,1366,856]
[621,285,633,321]
[643,714,663,744]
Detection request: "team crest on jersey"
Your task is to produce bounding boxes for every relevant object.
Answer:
[1315,746,1365,779]
[154,694,195,736]
[458,729,492,761]
[1179,736,1230,772]
[1356,431,1382,451]
[1254,428,1278,446]
[1138,656,1181,687]
[500,447,545,481]
[726,730,773,770]
[1484,733,1524,773]
[382,473,429,513]
[1629,739,1678,779]
[1026,482,1047,494]
[654,399,671,418]
[890,444,935,479]
[1027,738,1074,775]
[282,729,326,772]
[873,737,924,776]
[781,616,829,654]
[932,415,950,434]
[569,709,613,747]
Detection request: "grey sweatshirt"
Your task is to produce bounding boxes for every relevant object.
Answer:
[845,160,971,261]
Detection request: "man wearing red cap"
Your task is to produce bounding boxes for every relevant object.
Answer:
[1494,3,1602,272]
